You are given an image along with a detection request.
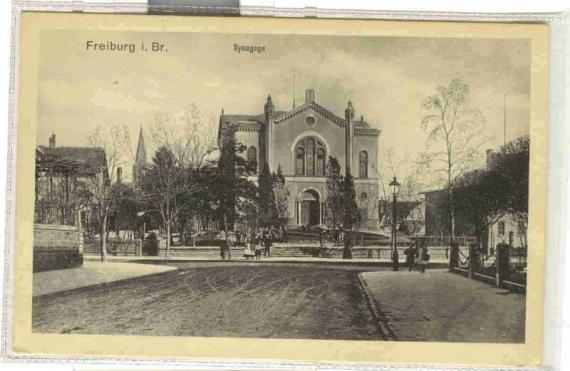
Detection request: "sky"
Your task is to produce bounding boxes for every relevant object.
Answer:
[37,29,531,182]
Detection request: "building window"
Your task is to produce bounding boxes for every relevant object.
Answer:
[306,138,315,176]
[294,136,327,177]
[316,148,325,176]
[247,146,257,172]
[296,147,305,175]
[359,151,368,178]
[498,221,505,236]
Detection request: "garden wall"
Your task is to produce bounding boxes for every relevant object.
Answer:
[34,223,83,272]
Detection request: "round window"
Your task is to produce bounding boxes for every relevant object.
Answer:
[305,115,316,126]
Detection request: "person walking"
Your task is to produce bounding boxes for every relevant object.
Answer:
[404,241,417,271]
[243,236,254,260]
[417,241,429,273]
[264,228,273,258]
[222,232,232,261]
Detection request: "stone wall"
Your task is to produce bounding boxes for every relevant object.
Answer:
[155,242,467,261]
[34,224,83,272]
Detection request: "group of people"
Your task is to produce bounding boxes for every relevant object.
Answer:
[403,239,430,273]
[242,227,275,260]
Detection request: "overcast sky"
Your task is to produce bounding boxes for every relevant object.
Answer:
[37,30,530,181]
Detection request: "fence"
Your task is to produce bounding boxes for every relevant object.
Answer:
[83,238,142,256]
[450,241,527,293]
[417,235,475,247]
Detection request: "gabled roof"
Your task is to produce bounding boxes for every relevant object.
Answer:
[218,100,380,138]
[37,146,107,176]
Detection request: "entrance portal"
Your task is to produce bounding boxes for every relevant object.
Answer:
[299,189,320,226]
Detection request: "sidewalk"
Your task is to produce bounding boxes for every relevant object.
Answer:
[359,269,525,343]
[33,260,177,297]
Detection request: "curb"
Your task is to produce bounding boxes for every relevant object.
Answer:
[356,272,397,341]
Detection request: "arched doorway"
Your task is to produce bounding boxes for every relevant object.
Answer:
[299,189,320,226]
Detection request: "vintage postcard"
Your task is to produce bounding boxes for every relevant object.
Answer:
[10,11,548,367]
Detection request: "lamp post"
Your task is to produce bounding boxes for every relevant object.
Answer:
[389,176,401,271]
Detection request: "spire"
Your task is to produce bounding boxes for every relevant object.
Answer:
[135,126,147,165]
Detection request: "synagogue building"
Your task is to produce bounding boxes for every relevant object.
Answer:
[218,89,381,230]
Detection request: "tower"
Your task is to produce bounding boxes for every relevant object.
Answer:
[133,126,147,188]
[264,95,274,169]
[344,100,355,176]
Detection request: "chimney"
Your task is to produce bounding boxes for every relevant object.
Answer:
[117,167,123,183]
[305,89,315,104]
[49,134,56,148]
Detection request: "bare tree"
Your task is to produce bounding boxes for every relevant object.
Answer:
[150,103,217,169]
[420,78,487,240]
[86,124,131,262]
[140,146,191,258]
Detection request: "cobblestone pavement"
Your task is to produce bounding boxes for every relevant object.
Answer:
[360,269,526,343]
[33,263,383,339]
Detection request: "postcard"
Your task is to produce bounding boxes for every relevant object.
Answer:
[10,11,548,367]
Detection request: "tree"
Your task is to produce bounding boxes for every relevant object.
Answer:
[86,124,131,262]
[490,136,529,222]
[258,162,276,227]
[341,173,360,259]
[150,104,217,170]
[272,165,290,231]
[109,182,139,241]
[325,156,343,236]
[140,146,192,258]
[149,104,217,236]
[420,78,487,240]
[210,131,257,235]
[452,169,504,251]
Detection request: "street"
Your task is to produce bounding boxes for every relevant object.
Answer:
[32,262,526,342]
[33,263,382,339]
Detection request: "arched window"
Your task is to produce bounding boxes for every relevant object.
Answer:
[294,136,327,177]
[247,146,257,172]
[306,138,315,176]
[316,148,325,176]
[359,151,368,178]
[295,147,305,175]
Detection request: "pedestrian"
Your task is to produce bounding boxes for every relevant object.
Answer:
[243,236,254,260]
[222,232,232,261]
[404,242,417,271]
[264,228,273,258]
[253,232,262,260]
[418,241,430,273]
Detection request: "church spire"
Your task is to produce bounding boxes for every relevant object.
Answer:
[135,125,147,165]
[133,126,147,188]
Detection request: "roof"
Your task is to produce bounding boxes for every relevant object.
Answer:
[218,100,380,139]
[37,146,107,176]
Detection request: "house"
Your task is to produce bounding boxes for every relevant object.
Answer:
[33,134,108,271]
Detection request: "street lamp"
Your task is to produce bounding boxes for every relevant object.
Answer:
[389,176,401,271]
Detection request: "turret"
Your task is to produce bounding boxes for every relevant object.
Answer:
[264,95,274,169]
[345,100,355,176]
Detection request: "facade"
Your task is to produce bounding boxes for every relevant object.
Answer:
[218,89,381,230]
